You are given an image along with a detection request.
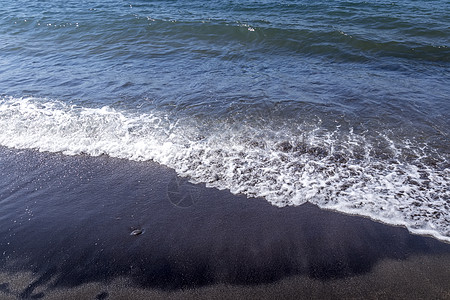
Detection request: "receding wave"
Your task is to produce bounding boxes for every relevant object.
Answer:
[0,96,449,242]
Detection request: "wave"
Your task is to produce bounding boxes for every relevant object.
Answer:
[4,13,449,64]
[0,96,449,242]
[117,18,450,63]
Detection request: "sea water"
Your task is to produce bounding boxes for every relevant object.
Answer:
[0,0,449,242]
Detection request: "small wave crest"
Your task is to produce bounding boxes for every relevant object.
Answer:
[0,96,449,242]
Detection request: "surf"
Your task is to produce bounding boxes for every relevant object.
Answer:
[0,96,448,243]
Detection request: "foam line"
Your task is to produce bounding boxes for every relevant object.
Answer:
[0,96,448,242]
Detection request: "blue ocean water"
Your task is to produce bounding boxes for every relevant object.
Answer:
[0,0,449,241]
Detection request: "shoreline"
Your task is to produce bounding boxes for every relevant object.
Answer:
[0,147,449,298]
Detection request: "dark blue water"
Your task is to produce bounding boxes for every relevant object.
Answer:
[0,0,449,241]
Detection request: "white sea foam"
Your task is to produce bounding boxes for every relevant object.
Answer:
[0,96,449,242]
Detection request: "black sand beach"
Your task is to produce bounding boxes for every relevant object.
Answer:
[0,147,449,299]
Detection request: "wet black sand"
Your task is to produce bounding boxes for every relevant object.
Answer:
[0,147,449,299]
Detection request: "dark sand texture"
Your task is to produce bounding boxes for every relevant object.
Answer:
[0,147,449,299]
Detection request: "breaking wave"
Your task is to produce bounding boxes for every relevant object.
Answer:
[0,96,449,242]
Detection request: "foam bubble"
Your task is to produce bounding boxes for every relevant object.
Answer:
[0,96,449,242]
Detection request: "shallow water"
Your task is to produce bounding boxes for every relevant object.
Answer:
[0,0,449,241]
[0,148,449,296]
